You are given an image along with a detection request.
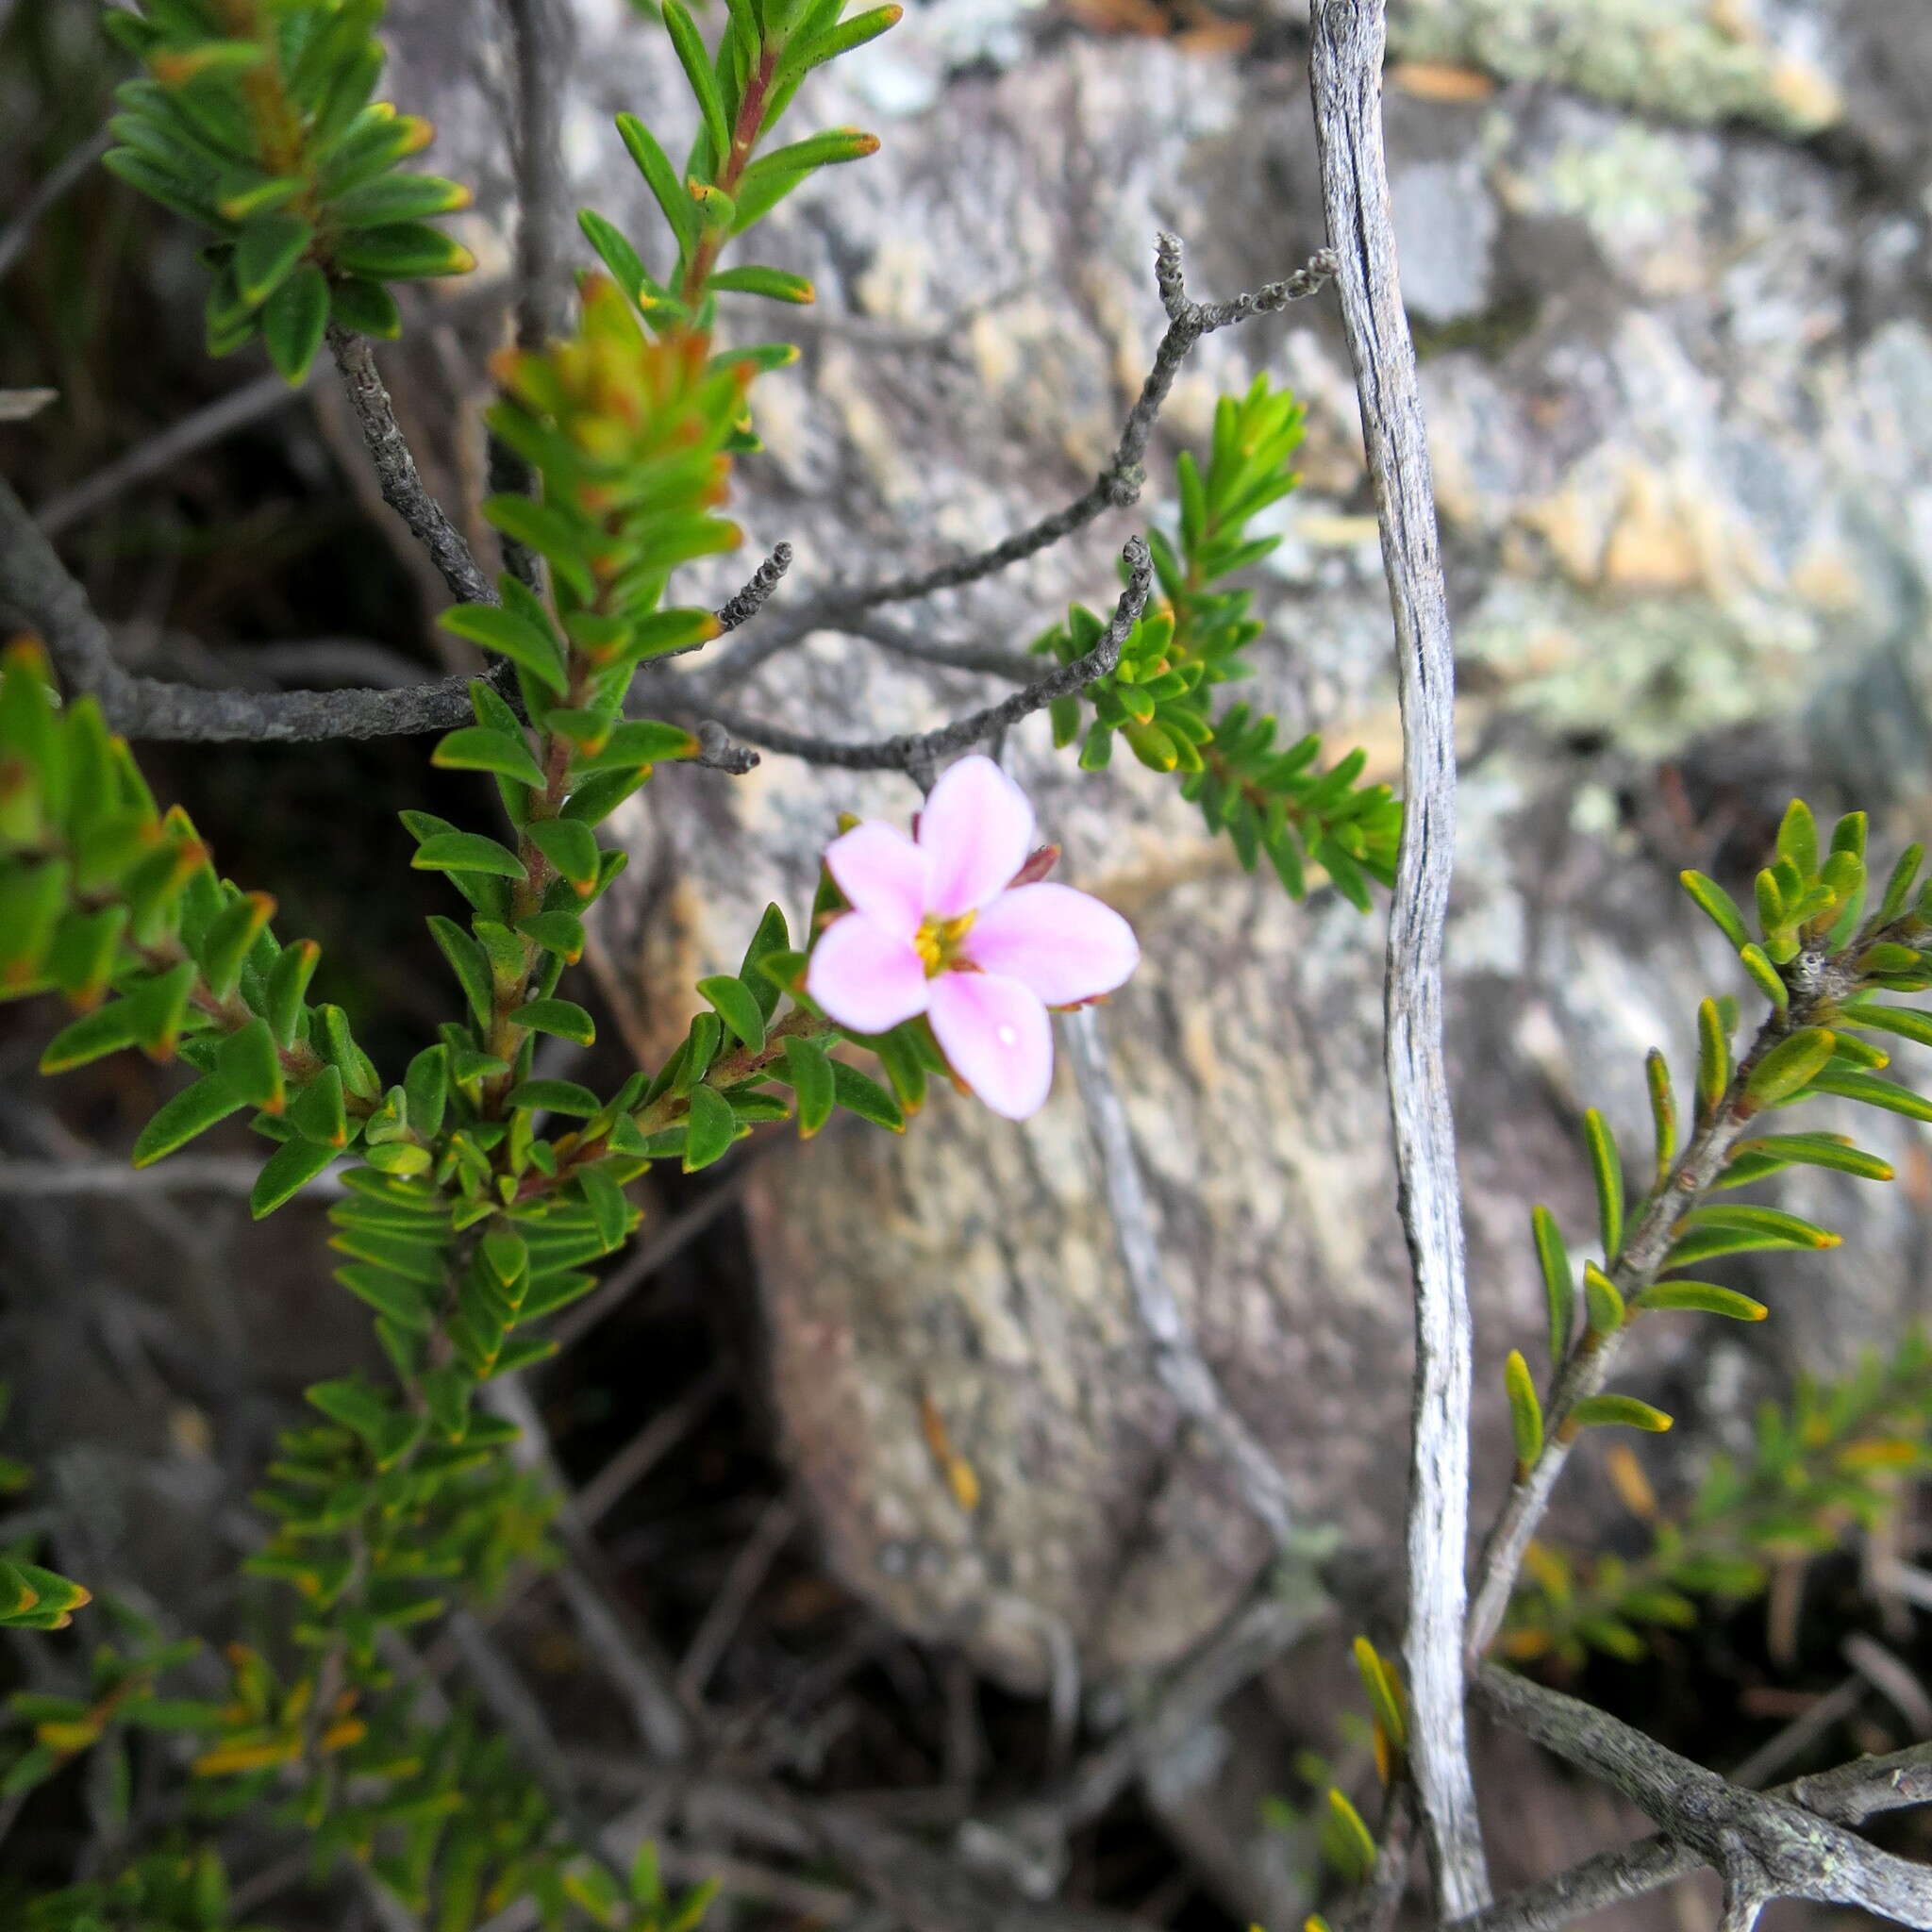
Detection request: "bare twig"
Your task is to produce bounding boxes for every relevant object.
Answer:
[1843,1631,1932,1738]
[0,129,109,283]
[1307,0,1482,1909]
[575,1368,729,1528]
[37,372,305,538]
[326,325,494,608]
[675,1496,800,1704]
[1727,1675,1864,1790]
[692,239,1333,699]
[0,1155,343,1198]
[714,542,794,636]
[845,613,1039,681]
[1,474,491,740]
[676,536,1151,781]
[1472,1667,1932,1931]
[1063,1006,1297,1548]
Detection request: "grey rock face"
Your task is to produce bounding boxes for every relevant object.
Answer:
[383,0,1932,1688]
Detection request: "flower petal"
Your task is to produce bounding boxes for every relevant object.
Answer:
[927,970,1054,1121]
[807,914,930,1034]
[918,755,1036,916]
[824,821,930,937]
[959,883,1140,1007]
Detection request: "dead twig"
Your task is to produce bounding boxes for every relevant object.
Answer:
[1307,0,1482,1907]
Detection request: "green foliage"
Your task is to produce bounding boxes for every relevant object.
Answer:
[0,1386,92,1635]
[1033,377,1400,905]
[1506,1331,1932,1668]
[100,0,473,380]
[575,0,899,358]
[10,1840,258,1932]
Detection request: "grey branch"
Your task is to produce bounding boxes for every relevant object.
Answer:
[1064,1006,1298,1548]
[1472,1667,1932,1931]
[37,372,306,539]
[0,473,491,741]
[1308,0,1484,1911]
[692,237,1333,698]
[679,536,1152,781]
[326,325,496,608]
[0,130,108,284]
[715,541,794,635]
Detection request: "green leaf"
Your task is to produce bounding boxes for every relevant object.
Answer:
[576,1162,633,1250]
[234,211,314,306]
[198,890,275,1000]
[1570,1394,1673,1433]
[289,1063,349,1146]
[1805,1069,1932,1123]
[326,171,470,227]
[251,1138,340,1217]
[264,938,320,1046]
[306,1374,394,1441]
[1582,1108,1624,1264]
[1724,1132,1892,1184]
[509,998,595,1045]
[432,725,545,788]
[216,1016,284,1112]
[1634,1280,1768,1321]
[437,599,569,695]
[1582,1261,1624,1337]
[330,220,474,280]
[1504,1350,1543,1469]
[411,831,527,879]
[708,265,814,303]
[427,916,493,1026]
[40,1000,143,1074]
[1774,798,1818,878]
[1679,871,1755,950]
[1696,997,1730,1119]
[577,207,664,308]
[525,818,600,895]
[782,1034,834,1136]
[260,259,329,381]
[506,1079,602,1118]
[831,1058,903,1131]
[1530,1205,1573,1363]
[1644,1049,1675,1187]
[335,1262,434,1330]
[1840,1001,1932,1048]
[1738,942,1788,1010]
[516,909,586,964]
[328,274,403,338]
[615,112,699,254]
[482,495,596,601]
[662,0,731,170]
[698,974,766,1050]
[787,6,902,75]
[132,1075,244,1167]
[682,1081,738,1171]
[1744,1027,1837,1109]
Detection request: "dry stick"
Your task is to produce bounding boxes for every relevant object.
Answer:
[1307,0,1483,1911]
[37,371,305,538]
[574,1368,729,1528]
[326,325,496,608]
[683,536,1152,781]
[0,1155,344,1197]
[675,1496,800,1705]
[689,236,1334,702]
[1472,1666,1932,1931]
[0,473,484,741]
[1063,1006,1297,1548]
[0,129,108,283]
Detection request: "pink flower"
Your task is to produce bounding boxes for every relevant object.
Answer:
[805,756,1140,1120]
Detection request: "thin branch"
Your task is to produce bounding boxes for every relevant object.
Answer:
[0,129,109,283]
[326,325,495,608]
[675,1496,799,1704]
[0,475,491,741]
[845,613,1038,681]
[1063,1005,1297,1548]
[1307,0,1482,1910]
[714,542,794,635]
[1464,928,1890,1662]
[574,1368,728,1528]
[0,1155,343,1198]
[1474,1666,1932,1929]
[37,372,304,538]
[676,536,1151,781]
[691,238,1333,699]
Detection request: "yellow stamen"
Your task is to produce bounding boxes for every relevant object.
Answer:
[914,911,975,976]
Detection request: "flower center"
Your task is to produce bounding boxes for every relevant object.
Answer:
[913,910,975,977]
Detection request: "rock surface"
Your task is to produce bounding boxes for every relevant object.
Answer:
[380,0,1932,1690]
